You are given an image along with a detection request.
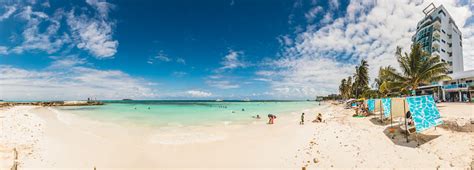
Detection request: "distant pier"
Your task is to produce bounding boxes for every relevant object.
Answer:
[0,100,104,107]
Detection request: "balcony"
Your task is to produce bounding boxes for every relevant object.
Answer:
[431,43,440,53]
[442,83,468,89]
[432,20,441,31]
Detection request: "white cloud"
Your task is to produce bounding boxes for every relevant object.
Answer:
[0,46,8,55]
[219,50,246,70]
[206,80,240,89]
[277,35,293,46]
[176,57,186,64]
[155,54,171,62]
[0,5,17,21]
[0,65,157,100]
[12,6,69,54]
[86,0,114,18]
[48,55,86,69]
[67,5,118,59]
[186,90,212,97]
[172,71,187,77]
[305,6,323,23]
[261,0,474,99]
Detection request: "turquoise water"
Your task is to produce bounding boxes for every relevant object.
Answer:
[55,100,319,127]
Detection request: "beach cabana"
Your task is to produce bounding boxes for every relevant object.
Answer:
[405,95,443,132]
[397,95,443,144]
[367,99,382,116]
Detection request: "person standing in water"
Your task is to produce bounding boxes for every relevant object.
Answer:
[300,113,305,125]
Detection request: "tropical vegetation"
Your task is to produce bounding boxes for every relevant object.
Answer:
[338,43,450,99]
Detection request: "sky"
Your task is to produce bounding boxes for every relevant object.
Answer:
[0,0,473,100]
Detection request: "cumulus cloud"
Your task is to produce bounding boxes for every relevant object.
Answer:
[0,5,17,21]
[186,90,212,97]
[261,0,474,98]
[0,65,157,100]
[219,49,247,70]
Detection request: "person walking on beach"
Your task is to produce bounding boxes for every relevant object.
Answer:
[300,113,305,125]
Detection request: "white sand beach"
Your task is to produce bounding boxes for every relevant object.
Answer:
[0,102,473,169]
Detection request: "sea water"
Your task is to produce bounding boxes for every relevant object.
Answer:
[53,100,319,144]
[55,100,319,127]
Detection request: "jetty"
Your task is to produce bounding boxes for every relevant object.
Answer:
[0,100,104,107]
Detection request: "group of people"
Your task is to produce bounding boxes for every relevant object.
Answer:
[250,112,323,125]
[300,112,323,125]
[353,102,369,117]
[252,114,277,124]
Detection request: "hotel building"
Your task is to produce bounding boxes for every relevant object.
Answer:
[413,4,474,102]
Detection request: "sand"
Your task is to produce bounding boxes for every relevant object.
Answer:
[0,102,473,169]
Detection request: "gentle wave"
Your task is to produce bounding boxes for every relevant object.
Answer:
[48,107,73,125]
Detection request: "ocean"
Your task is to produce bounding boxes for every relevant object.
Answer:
[54,100,320,127]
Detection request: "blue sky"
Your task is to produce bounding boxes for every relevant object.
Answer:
[0,0,473,100]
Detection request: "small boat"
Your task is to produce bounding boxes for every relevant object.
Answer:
[242,98,251,102]
[215,99,223,102]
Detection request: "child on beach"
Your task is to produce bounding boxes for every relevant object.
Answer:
[300,113,305,125]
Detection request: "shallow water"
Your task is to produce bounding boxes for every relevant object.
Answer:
[55,100,320,127]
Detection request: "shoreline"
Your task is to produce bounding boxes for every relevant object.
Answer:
[0,102,473,169]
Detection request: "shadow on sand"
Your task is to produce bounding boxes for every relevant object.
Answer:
[382,126,441,148]
[369,117,398,126]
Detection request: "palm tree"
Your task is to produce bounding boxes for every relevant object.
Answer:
[345,76,352,98]
[382,44,450,95]
[339,78,347,98]
[375,66,397,97]
[353,59,369,98]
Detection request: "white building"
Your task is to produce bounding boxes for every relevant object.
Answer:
[414,4,473,102]
[412,4,463,73]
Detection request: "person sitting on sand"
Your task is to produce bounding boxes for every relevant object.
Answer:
[354,103,368,117]
[312,113,323,123]
[406,111,414,126]
[300,113,305,125]
[252,115,261,119]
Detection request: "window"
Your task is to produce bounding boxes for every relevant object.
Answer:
[441,49,446,53]
[442,30,446,34]
[467,80,473,83]
[441,39,446,43]
[441,59,445,62]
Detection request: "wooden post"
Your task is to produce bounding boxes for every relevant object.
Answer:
[11,148,18,170]
[403,99,409,143]
[380,100,383,123]
[390,99,394,139]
